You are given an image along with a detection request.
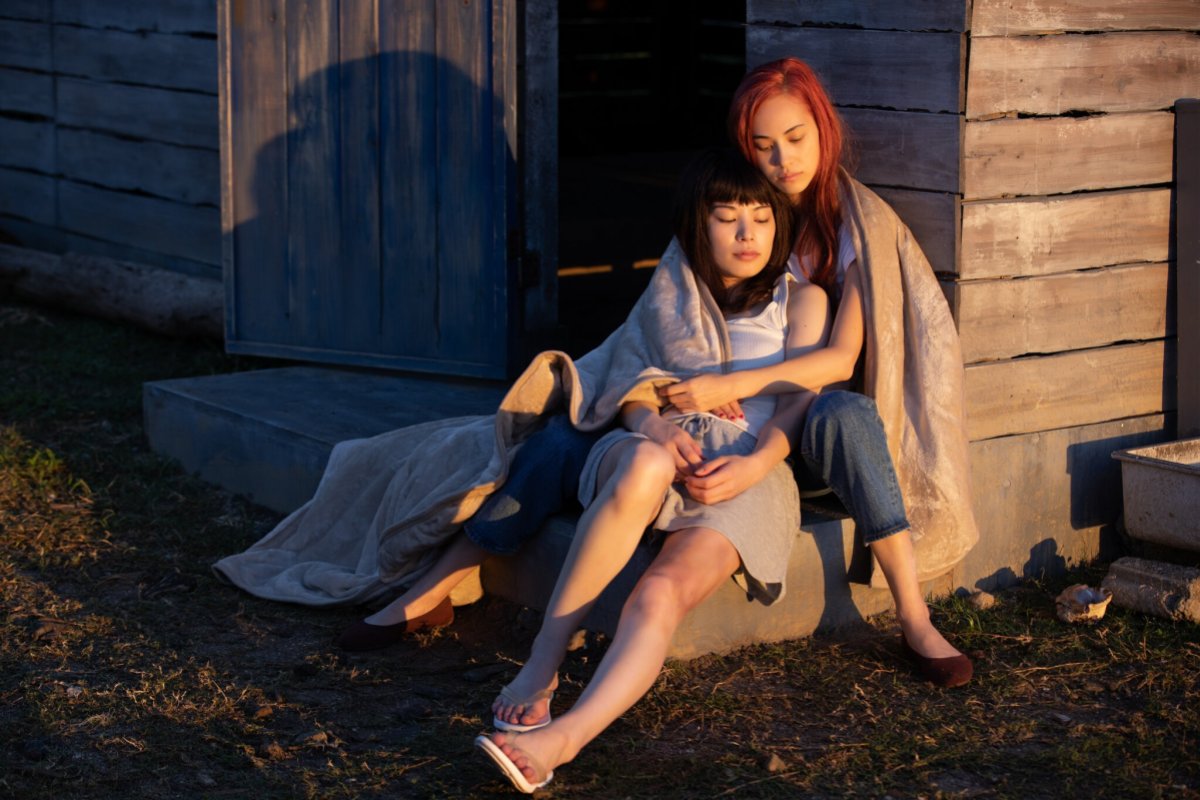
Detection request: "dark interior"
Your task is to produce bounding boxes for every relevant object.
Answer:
[555,0,746,356]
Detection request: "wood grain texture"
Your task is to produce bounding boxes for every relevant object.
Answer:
[0,216,219,278]
[57,77,218,148]
[521,0,559,335]
[959,413,1171,591]
[870,187,958,276]
[0,167,54,225]
[0,67,52,116]
[284,0,340,348]
[58,182,220,266]
[0,118,53,173]
[965,341,1174,439]
[221,0,290,343]
[222,0,513,377]
[54,25,218,93]
[0,0,48,21]
[963,111,1175,200]
[435,0,506,366]
[58,129,219,206]
[748,0,968,31]
[334,0,383,353]
[972,0,1200,36]
[0,18,50,71]
[747,26,963,113]
[959,188,1171,279]
[958,262,1173,363]
[967,32,1200,118]
[843,108,960,192]
[380,0,439,356]
[54,0,217,35]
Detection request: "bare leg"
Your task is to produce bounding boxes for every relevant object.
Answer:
[364,532,486,626]
[869,530,961,659]
[490,527,740,784]
[493,438,675,728]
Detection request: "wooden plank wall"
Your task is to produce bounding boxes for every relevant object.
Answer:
[0,1,219,277]
[745,1,967,276]
[954,2,1194,589]
[746,1,1196,591]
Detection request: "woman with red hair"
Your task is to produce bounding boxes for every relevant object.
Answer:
[480,58,979,792]
[661,55,977,684]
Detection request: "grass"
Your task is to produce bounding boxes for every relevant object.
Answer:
[1,299,1199,799]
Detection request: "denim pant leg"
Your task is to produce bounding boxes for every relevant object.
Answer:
[463,414,603,555]
[796,390,910,544]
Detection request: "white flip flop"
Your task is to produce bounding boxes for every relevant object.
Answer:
[474,733,554,794]
[492,684,554,732]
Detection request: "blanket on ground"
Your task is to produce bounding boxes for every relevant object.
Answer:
[213,237,730,605]
[213,177,978,605]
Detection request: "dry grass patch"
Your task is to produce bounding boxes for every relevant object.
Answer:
[1,300,1198,799]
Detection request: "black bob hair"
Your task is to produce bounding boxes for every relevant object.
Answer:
[671,148,794,315]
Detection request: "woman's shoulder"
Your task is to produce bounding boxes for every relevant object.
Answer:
[837,172,905,233]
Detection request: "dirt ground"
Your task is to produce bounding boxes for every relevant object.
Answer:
[2,301,1199,799]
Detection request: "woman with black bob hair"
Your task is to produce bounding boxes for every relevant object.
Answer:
[477,148,831,792]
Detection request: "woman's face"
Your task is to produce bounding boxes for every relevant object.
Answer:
[706,201,775,287]
[749,93,821,204]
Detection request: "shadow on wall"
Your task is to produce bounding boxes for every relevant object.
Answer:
[974,539,1069,593]
[226,48,516,377]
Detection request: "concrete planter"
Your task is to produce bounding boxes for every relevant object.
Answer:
[1113,437,1200,553]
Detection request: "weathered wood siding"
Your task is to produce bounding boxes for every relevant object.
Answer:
[958,3,1189,588]
[746,1,1194,589]
[0,1,219,277]
[221,0,516,377]
[746,2,965,276]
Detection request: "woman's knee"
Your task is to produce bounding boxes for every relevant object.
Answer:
[624,540,731,627]
[810,390,878,425]
[613,441,675,498]
[622,571,688,632]
[804,391,884,450]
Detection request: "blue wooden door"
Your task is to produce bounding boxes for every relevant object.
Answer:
[220,0,516,378]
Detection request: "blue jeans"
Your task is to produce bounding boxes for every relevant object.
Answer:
[795,390,910,544]
[463,415,604,555]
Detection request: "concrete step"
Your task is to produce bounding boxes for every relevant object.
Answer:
[144,367,914,658]
[143,366,507,513]
[481,510,906,659]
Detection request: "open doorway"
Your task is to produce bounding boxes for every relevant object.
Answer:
[555,1,746,355]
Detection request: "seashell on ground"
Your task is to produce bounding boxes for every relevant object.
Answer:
[1055,584,1113,623]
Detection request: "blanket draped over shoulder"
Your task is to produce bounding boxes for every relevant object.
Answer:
[214,177,978,605]
[841,175,980,587]
[213,238,731,605]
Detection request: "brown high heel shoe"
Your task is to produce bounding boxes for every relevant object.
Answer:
[336,597,454,651]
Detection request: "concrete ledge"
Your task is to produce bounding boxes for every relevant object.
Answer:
[481,507,936,660]
[144,367,936,658]
[144,367,507,513]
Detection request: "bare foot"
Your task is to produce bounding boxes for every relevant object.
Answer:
[493,669,559,729]
[491,727,571,785]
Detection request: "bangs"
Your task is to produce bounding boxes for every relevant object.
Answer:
[702,159,777,209]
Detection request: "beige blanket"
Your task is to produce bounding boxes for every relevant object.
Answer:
[214,177,977,604]
[840,175,980,586]
[214,238,730,605]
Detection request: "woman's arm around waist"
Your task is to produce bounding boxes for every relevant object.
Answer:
[662,263,864,413]
[684,279,832,504]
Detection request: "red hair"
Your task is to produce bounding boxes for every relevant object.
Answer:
[728,57,846,299]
